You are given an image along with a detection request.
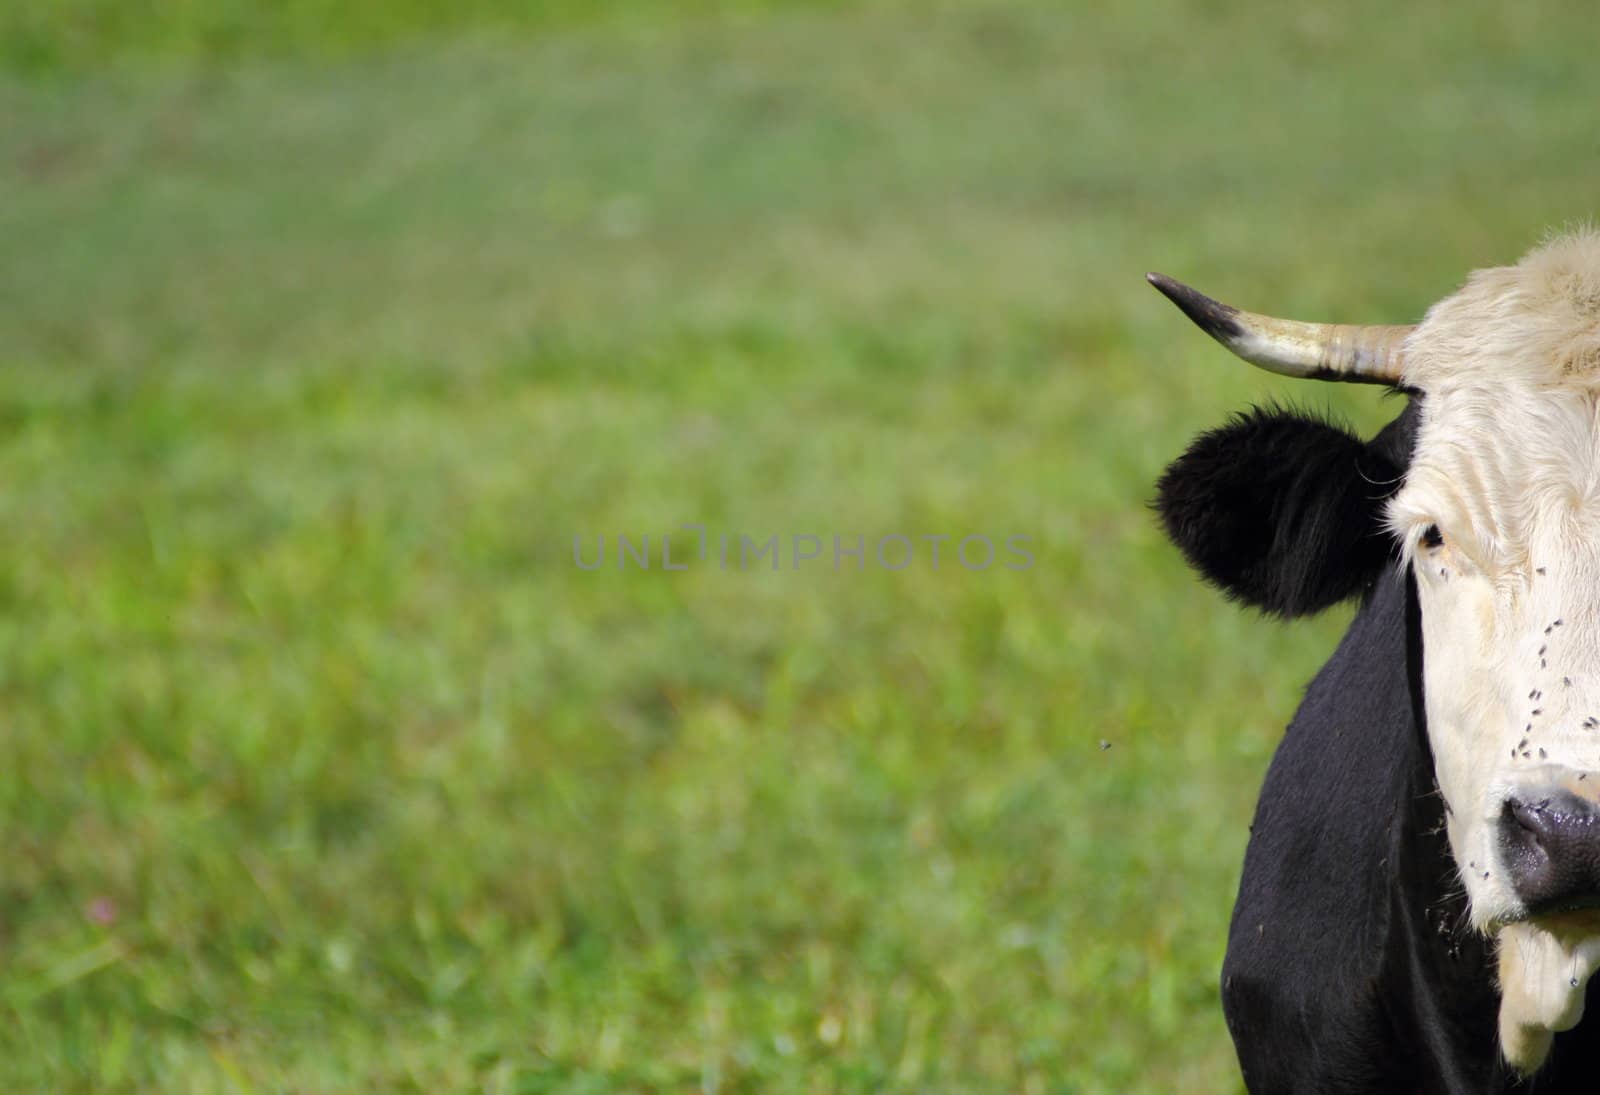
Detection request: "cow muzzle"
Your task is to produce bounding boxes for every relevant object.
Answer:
[1500,773,1600,917]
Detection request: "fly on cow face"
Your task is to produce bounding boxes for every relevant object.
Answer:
[1151,231,1600,1082]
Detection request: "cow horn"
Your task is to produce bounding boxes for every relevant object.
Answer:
[1146,272,1412,385]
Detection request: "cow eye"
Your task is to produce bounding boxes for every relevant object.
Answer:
[1420,524,1445,549]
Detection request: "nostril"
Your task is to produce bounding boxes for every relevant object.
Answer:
[1508,798,1555,840]
[1503,799,1557,866]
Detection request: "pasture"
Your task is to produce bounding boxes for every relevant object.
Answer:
[2,1,1597,1089]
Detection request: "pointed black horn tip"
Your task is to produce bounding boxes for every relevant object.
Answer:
[1145,271,1244,342]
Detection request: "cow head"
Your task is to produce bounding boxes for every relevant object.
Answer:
[1152,232,1600,1071]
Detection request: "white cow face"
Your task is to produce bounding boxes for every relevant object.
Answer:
[1392,383,1600,931]
[1387,242,1600,1065]
[1152,230,1600,1071]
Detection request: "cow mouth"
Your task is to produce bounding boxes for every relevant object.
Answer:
[1495,906,1600,939]
[1527,897,1600,921]
[1529,905,1600,931]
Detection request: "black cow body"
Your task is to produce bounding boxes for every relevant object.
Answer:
[1158,401,1600,1092]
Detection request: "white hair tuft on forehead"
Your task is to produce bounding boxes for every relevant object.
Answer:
[1404,229,1600,391]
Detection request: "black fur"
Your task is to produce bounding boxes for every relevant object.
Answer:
[1155,406,1405,617]
[1163,399,1600,1091]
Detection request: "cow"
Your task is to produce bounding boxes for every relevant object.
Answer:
[1149,231,1600,1092]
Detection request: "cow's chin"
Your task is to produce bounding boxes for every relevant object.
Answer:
[1495,914,1600,1073]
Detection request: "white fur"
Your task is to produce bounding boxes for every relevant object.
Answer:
[1496,922,1600,1071]
[1387,230,1600,1068]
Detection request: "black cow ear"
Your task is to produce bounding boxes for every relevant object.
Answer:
[1155,407,1402,617]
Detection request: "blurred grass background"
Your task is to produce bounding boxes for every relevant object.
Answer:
[2,0,1597,1090]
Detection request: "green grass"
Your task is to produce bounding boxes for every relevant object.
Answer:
[3,0,1598,1089]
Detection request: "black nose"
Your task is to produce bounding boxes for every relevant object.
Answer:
[1500,790,1600,914]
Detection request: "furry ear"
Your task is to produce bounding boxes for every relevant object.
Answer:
[1155,407,1404,617]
